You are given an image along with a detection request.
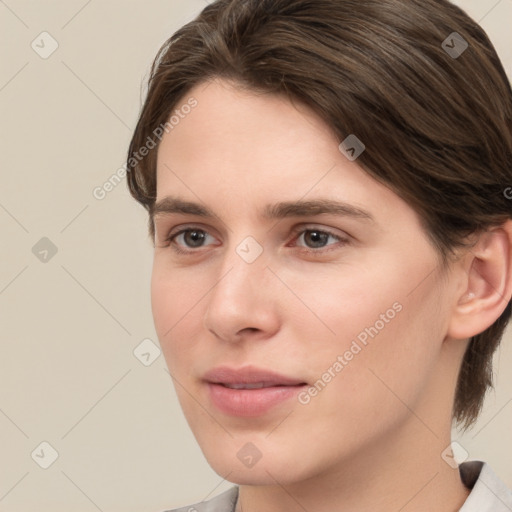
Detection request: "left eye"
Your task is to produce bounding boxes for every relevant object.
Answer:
[294,229,342,249]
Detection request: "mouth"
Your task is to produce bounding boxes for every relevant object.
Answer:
[218,381,306,390]
[203,366,308,416]
[203,365,307,386]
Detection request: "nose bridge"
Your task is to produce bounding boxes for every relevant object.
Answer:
[212,234,268,303]
[203,233,276,339]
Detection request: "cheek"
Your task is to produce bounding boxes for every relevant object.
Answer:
[279,261,405,352]
[283,259,444,415]
[151,266,174,341]
[150,262,202,370]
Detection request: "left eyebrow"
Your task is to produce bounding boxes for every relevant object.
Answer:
[151,196,375,224]
[262,199,375,223]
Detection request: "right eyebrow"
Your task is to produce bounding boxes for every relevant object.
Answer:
[151,197,213,219]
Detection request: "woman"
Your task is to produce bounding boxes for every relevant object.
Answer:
[126,0,512,510]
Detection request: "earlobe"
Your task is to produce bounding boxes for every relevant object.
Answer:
[447,220,512,340]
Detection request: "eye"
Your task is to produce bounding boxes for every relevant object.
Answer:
[291,227,348,252]
[165,227,218,253]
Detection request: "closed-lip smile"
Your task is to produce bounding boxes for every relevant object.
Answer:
[203,365,307,386]
[203,365,308,417]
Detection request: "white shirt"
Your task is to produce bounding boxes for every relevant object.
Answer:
[164,461,512,512]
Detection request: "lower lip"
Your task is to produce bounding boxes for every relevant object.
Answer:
[206,382,306,417]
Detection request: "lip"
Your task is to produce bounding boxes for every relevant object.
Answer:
[203,365,307,386]
[203,365,308,417]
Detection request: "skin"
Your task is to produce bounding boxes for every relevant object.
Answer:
[151,78,512,512]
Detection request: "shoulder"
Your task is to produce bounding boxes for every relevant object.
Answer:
[161,486,239,512]
[459,460,512,511]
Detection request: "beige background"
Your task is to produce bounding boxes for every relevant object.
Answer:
[0,1,511,510]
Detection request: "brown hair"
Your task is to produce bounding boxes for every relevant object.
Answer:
[126,0,512,429]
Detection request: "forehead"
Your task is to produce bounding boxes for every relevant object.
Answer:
[154,79,422,235]
[157,78,339,167]
[156,79,362,191]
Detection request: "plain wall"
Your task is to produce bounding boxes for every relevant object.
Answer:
[0,1,511,510]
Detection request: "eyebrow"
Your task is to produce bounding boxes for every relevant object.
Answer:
[151,196,375,224]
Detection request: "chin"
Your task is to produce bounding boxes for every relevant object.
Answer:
[212,461,302,486]
[224,469,278,486]
[202,445,313,486]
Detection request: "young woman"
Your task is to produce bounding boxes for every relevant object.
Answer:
[126,1,512,510]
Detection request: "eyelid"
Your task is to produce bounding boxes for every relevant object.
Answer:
[159,221,216,240]
[289,223,346,239]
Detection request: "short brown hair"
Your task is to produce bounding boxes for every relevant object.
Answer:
[126,0,512,429]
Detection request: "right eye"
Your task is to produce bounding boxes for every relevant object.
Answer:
[165,227,219,254]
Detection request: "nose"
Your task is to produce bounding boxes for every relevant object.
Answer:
[202,246,281,343]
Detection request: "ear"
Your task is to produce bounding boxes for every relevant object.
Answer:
[447,219,512,340]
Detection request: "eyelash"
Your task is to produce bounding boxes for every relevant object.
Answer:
[162,225,349,256]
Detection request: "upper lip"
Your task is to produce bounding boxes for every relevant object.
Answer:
[203,365,307,386]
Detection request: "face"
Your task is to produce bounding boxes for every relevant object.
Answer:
[151,78,457,485]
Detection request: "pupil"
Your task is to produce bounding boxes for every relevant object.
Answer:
[306,230,328,248]
[185,230,205,247]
